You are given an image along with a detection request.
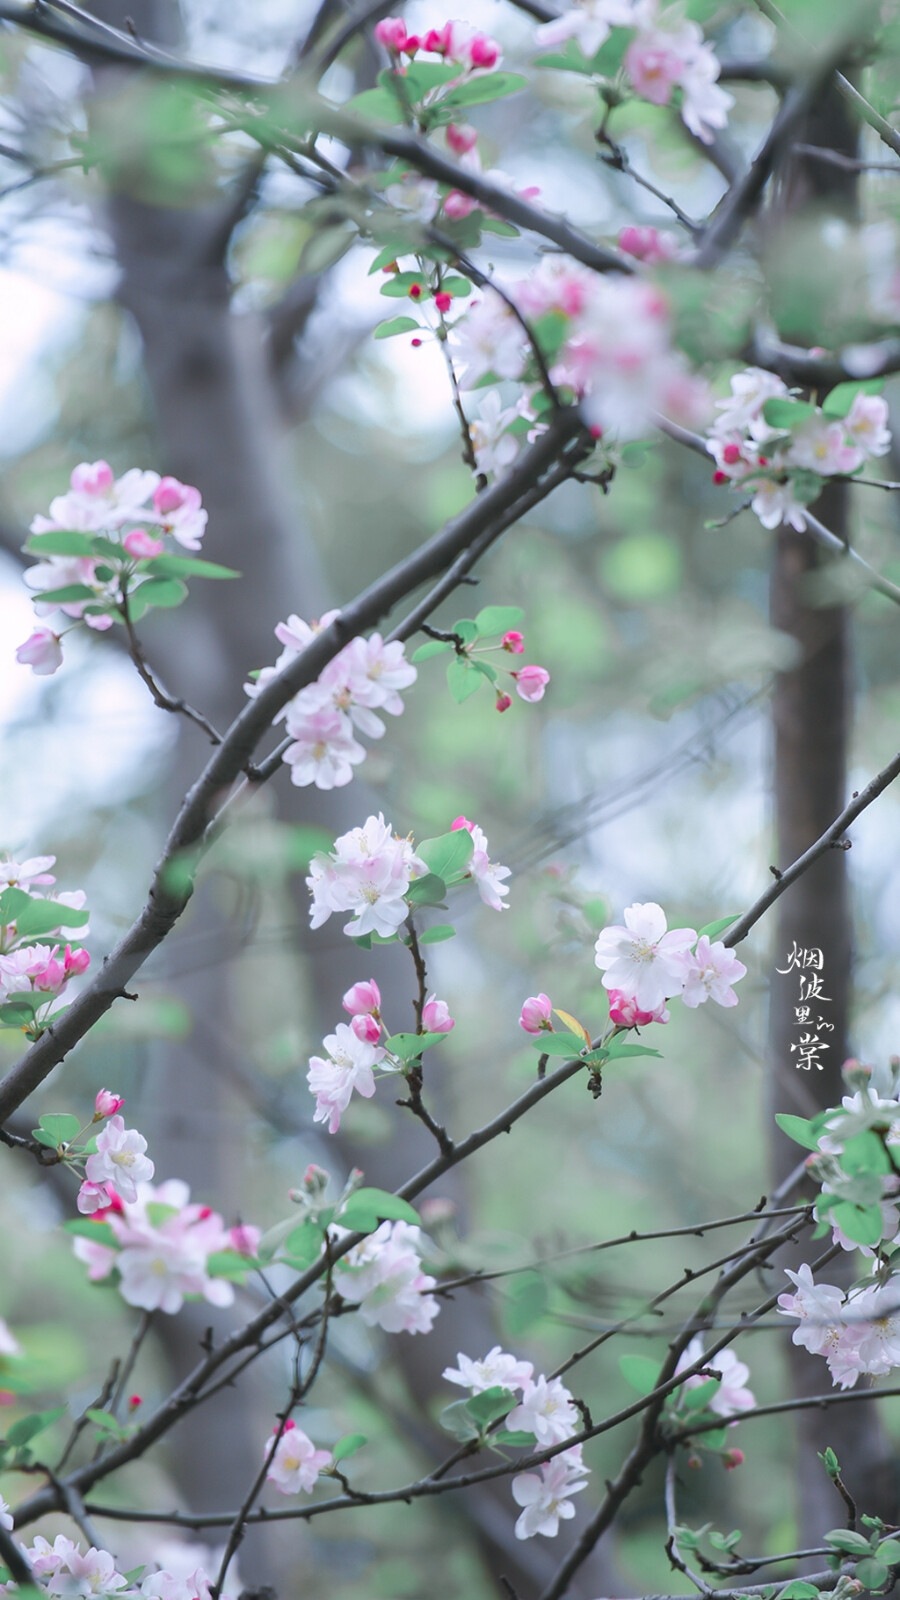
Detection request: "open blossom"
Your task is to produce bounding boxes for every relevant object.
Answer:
[0,853,56,889]
[535,0,650,59]
[675,1336,755,1416]
[451,292,529,387]
[72,1178,240,1315]
[624,15,732,143]
[335,1219,439,1334]
[264,1420,332,1494]
[451,816,511,911]
[283,707,366,790]
[511,1447,590,1540]
[845,392,891,455]
[307,814,426,938]
[607,989,669,1027]
[594,902,697,1012]
[444,1346,534,1393]
[26,1533,131,1594]
[676,936,747,1009]
[307,1022,384,1134]
[15,626,63,675]
[30,461,162,535]
[507,1374,579,1445]
[83,1114,154,1205]
[513,665,550,702]
[785,418,864,476]
[519,993,553,1033]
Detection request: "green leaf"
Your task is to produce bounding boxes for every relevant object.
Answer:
[474,605,524,637]
[141,555,239,580]
[31,583,97,604]
[451,618,480,643]
[438,1398,480,1440]
[25,530,96,557]
[447,656,482,702]
[332,1432,367,1464]
[257,1214,311,1265]
[697,916,740,940]
[619,1354,661,1395]
[709,1531,742,1552]
[419,924,456,944]
[761,397,817,429]
[405,872,448,908]
[775,1113,823,1151]
[439,72,528,109]
[818,1446,840,1478]
[416,829,474,881]
[855,1560,889,1590]
[344,86,405,122]
[5,1405,67,1447]
[830,1200,885,1245]
[402,60,460,94]
[63,1219,117,1247]
[369,244,407,274]
[465,1385,515,1429]
[411,638,453,661]
[825,1530,876,1555]
[33,1113,81,1147]
[840,1130,891,1176]
[1,996,40,1028]
[145,1202,179,1227]
[384,1031,449,1061]
[682,1376,721,1411]
[380,272,426,299]
[279,1222,324,1269]
[135,577,188,609]
[85,1407,125,1437]
[14,897,89,937]
[702,1426,728,1450]
[480,216,519,237]
[822,379,883,418]
[493,1429,536,1446]
[779,1584,820,1599]
[604,1038,663,1060]
[339,1187,420,1233]
[375,315,421,339]
[532,1032,585,1057]
[876,1542,900,1566]
[205,1250,252,1279]
[0,887,31,924]
[440,275,471,298]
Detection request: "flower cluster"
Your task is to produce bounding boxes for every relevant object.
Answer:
[72,1179,254,1314]
[443,1346,588,1538]
[778,1265,900,1390]
[534,0,732,145]
[246,613,416,790]
[374,15,501,72]
[77,1110,155,1215]
[0,853,90,1037]
[308,977,455,1133]
[16,461,210,675]
[4,1533,226,1600]
[707,368,892,531]
[264,1419,333,1494]
[335,1219,439,1334]
[593,902,746,1016]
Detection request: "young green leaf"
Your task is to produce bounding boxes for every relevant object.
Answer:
[339,1187,420,1233]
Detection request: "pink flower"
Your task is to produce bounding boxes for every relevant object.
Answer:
[786,418,864,476]
[594,902,697,1012]
[513,665,550,702]
[422,994,455,1033]
[94,1088,125,1119]
[625,31,685,105]
[496,692,513,713]
[152,478,207,550]
[447,122,478,155]
[676,936,747,1009]
[64,944,91,975]
[519,994,553,1034]
[618,225,679,264]
[122,527,165,559]
[229,1222,261,1257]
[351,1011,382,1043]
[444,190,476,220]
[451,816,511,911]
[845,392,891,457]
[374,15,409,50]
[85,1115,154,1204]
[71,460,114,496]
[511,1447,590,1540]
[343,978,382,1015]
[607,989,669,1027]
[307,1022,384,1134]
[283,707,366,790]
[434,291,452,314]
[423,22,453,53]
[77,1180,113,1215]
[153,476,192,516]
[264,1420,332,1494]
[502,630,524,653]
[468,32,500,68]
[507,1374,579,1445]
[335,1219,439,1334]
[16,627,63,676]
[675,1335,755,1416]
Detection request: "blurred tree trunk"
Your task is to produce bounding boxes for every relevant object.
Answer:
[767,83,898,1540]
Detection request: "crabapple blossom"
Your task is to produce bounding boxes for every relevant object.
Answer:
[845,392,891,455]
[72,1179,241,1315]
[374,15,409,49]
[152,477,207,549]
[675,1336,755,1416]
[593,902,697,1012]
[507,1374,579,1445]
[443,1346,534,1393]
[451,292,529,387]
[607,989,669,1027]
[422,994,455,1032]
[82,1115,155,1205]
[513,665,550,702]
[711,368,790,440]
[0,854,56,888]
[618,224,679,264]
[519,993,554,1033]
[351,1011,382,1043]
[446,122,478,155]
[29,461,161,535]
[451,816,511,910]
[785,418,864,476]
[495,691,513,712]
[264,1420,332,1494]
[15,626,63,675]
[307,1022,384,1134]
[343,978,381,1015]
[676,936,747,1009]
[307,815,427,937]
[469,390,523,479]
[229,1222,261,1257]
[534,0,649,61]
[26,1533,130,1594]
[511,1447,590,1540]
[502,630,524,653]
[94,1088,125,1119]
[283,707,366,790]
[122,527,165,558]
[335,1219,439,1334]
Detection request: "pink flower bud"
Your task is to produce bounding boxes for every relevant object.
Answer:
[468,33,500,68]
[342,979,381,1015]
[712,469,728,485]
[153,476,195,517]
[402,33,420,52]
[589,424,603,440]
[608,989,669,1028]
[64,945,91,976]
[229,1223,261,1257]
[617,225,678,265]
[502,630,524,653]
[33,958,65,992]
[303,1164,329,1195]
[77,1180,111,1215]
[495,692,512,713]
[16,628,63,677]
[374,16,408,50]
[721,443,742,465]
[128,1394,142,1411]
[94,1088,125,1119]
[122,528,165,559]
[451,816,474,833]
[351,1012,382,1043]
[723,1448,744,1470]
[519,993,553,1034]
[434,291,452,314]
[513,664,550,703]
[409,283,422,300]
[422,994,455,1033]
[446,122,478,155]
[423,23,452,53]
[443,190,476,220]
[71,460,113,495]
[411,337,423,347]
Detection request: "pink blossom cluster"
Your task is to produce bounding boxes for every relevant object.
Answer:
[76,1113,155,1215]
[450,260,707,468]
[334,1218,440,1334]
[0,853,91,1029]
[16,461,206,675]
[264,1419,332,1494]
[374,16,501,71]
[707,368,892,531]
[674,1336,755,1417]
[443,1346,588,1538]
[308,978,455,1133]
[535,0,732,144]
[450,816,511,909]
[72,1178,256,1314]
[594,902,746,1016]
[246,613,416,790]
[9,1533,225,1600]
[778,1264,900,1389]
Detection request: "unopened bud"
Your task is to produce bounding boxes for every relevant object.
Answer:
[722,1448,744,1470]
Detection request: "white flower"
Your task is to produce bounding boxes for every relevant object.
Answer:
[451,292,529,388]
[749,477,809,532]
[443,1346,535,1393]
[507,1375,579,1445]
[469,390,522,480]
[307,1022,384,1134]
[84,1115,154,1204]
[0,1317,21,1357]
[335,1219,440,1335]
[511,1447,590,1539]
[282,707,366,790]
[264,1422,332,1494]
[594,902,696,1012]
[675,1336,755,1416]
[711,368,789,440]
[845,392,891,457]
[676,936,747,1009]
